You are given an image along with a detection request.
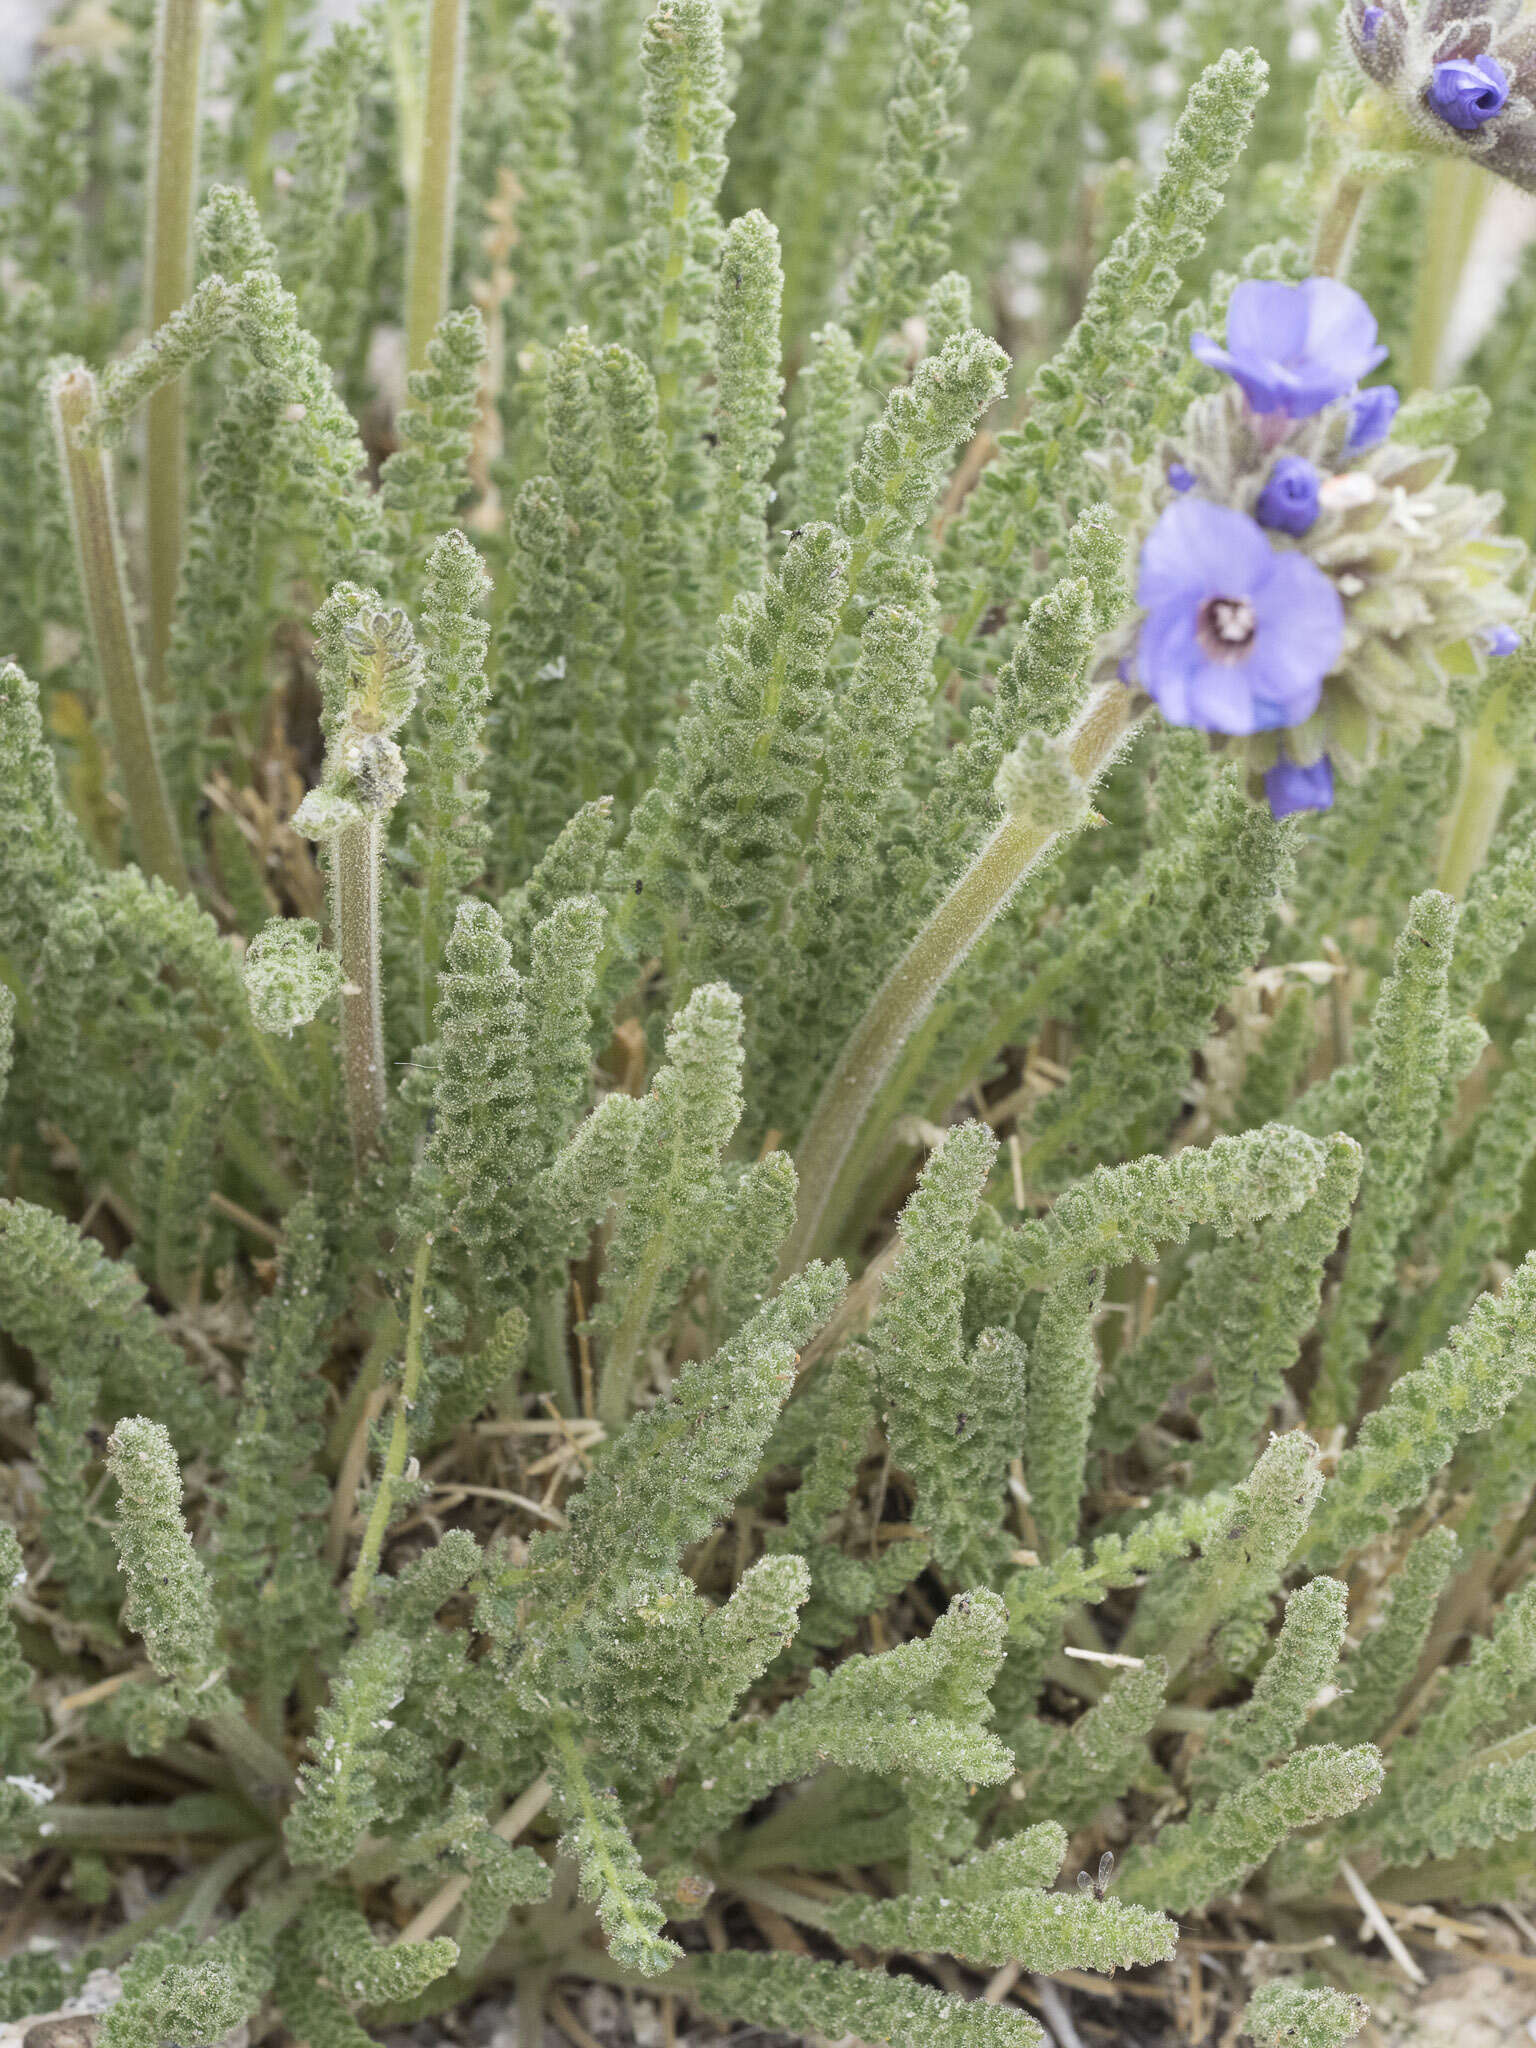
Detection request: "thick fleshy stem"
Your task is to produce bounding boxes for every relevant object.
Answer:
[144,0,206,692]
[404,0,466,374]
[334,815,387,1169]
[51,367,190,894]
[779,685,1141,1274]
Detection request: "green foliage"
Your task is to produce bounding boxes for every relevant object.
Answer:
[939,46,1270,643]
[10,7,1536,2041]
[1189,1577,1349,1805]
[1311,892,1458,1429]
[1306,1257,1536,1565]
[708,209,783,615]
[869,1123,1017,1576]
[105,1419,225,1701]
[1118,1744,1384,1914]
[1244,1982,1369,2047]
[690,1952,1048,2047]
[842,0,972,353]
[381,309,488,584]
[284,1631,411,1867]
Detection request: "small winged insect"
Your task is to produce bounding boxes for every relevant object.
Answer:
[1077,1850,1115,1901]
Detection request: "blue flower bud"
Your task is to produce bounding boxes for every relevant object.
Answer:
[1345,384,1400,452]
[1361,5,1383,37]
[1255,455,1321,538]
[1484,625,1522,657]
[1264,754,1334,819]
[1427,54,1510,132]
[1167,462,1196,493]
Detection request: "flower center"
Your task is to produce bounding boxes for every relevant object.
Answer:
[1198,596,1257,660]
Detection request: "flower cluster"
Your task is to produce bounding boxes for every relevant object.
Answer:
[1111,278,1527,814]
[1343,0,1536,191]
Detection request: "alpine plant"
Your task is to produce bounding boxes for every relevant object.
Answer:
[0,2,1534,2045]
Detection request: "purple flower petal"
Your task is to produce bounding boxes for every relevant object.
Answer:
[1136,498,1274,611]
[1361,5,1384,37]
[1135,502,1343,738]
[1248,552,1345,714]
[1167,461,1196,492]
[1191,278,1388,418]
[1255,455,1321,537]
[1428,53,1510,130]
[1226,281,1313,362]
[1485,624,1522,656]
[1265,755,1335,818]
[1345,384,1400,451]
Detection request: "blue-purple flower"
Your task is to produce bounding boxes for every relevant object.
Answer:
[1264,754,1335,819]
[1345,384,1400,452]
[1255,456,1321,537]
[1485,624,1523,657]
[1135,500,1345,736]
[1167,462,1196,493]
[1361,5,1383,38]
[1191,279,1388,418]
[1428,55,1510,132]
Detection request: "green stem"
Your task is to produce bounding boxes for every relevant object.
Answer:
[204,1704,296,1806]
[386,0,425,206]
[1408,157,1486,392]
[1437,682,1515,897]
[334,816,386,1169]
[51,367,190,893]
[179,1837,270,1936]
[348,1237,432,1611]
[32,1797,263,1843]
[324,1306,401,1467]
[1312,173,1371,280]
[404,0,466,374]
[779,686,1138,1275]
[598,1230,669,1431]
[144,0,207,694]
[244,0,288,212]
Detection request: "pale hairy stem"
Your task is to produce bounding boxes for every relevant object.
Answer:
[597,1229,669,1431]
[780,685,1142,1275]
[145,0,207,692]
[52,367,190,893]
[1407,157,1486,392]
[243,0,288,210]
[405,0,467,373]
[334,816,387,1169]
[348,1236,432,1610]
[1311,173,1372,281]
[1438,681,1516,899]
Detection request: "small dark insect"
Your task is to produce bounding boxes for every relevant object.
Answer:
[955,1413,968,1435]
[786,526,805,541]
[1077,1850,1115,1901]
[634,879,644,894]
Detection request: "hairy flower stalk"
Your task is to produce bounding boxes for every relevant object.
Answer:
[50,368,189,894]
[143,0,207,692]
[405,0,468,375]
[781,685,1137,1272]
[293,593,425,1168]
[348,1238,431,1611]
[333,813,387,1164]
